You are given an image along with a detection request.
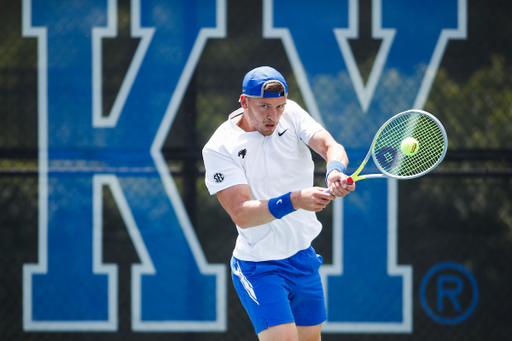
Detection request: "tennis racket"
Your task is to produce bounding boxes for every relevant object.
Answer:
[328,109,447,189]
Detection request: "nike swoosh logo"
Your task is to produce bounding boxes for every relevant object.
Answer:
[278,129,288,137]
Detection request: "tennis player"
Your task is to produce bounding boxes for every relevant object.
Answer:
[202,66,355,341]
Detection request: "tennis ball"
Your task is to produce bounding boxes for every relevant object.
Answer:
[401,137,419,156]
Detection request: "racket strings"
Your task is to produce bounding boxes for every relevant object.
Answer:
[373,112,446,178]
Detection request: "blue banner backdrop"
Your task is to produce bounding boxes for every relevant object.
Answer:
[19,0,471,335]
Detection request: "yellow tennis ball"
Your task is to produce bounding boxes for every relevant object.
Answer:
[401,137,419,156]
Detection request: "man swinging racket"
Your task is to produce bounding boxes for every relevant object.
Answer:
[202,66,355,341]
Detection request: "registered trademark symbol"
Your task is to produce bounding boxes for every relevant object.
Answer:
[420,262,479,324]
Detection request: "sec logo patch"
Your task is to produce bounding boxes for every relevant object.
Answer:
[213,173,225,183]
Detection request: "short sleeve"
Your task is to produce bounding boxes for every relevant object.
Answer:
[202,146,248,195]
[287,100,324,144]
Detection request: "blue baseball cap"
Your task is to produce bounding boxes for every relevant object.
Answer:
[242,66,288,98]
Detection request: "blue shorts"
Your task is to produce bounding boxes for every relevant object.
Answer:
[231,246,327,335]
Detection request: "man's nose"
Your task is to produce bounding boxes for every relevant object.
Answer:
[267,108,278,120]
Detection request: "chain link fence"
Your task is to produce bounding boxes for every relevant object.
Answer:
[1,0,512,340]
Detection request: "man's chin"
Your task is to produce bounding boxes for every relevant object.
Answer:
[259,129,275,136]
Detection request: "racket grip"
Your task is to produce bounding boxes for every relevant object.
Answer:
[325,178,353,194]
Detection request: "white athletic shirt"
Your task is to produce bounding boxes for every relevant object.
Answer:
[202,100,324,261]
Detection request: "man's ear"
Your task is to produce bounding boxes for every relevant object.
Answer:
[240,95,249,109]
